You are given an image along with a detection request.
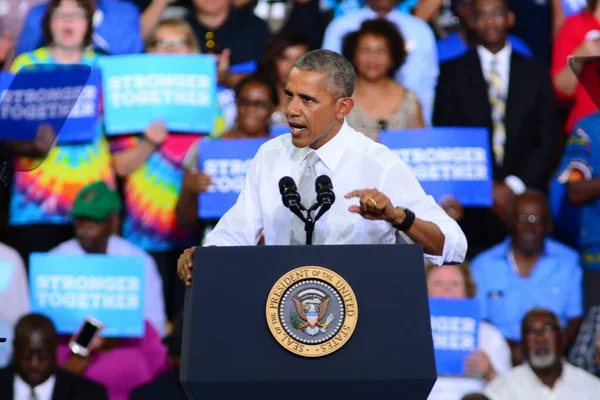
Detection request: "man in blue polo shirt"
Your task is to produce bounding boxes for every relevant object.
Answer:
[470,190,583,366]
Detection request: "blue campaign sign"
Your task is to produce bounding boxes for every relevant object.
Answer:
[429,298,481,376]
[198,137,270,219]
[55,67,101,144]
[29,253,146,338]
[99,54,219,135]
[0,64,92,142]
[379,127,493,206]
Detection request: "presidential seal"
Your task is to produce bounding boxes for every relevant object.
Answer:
[266,266,358,358]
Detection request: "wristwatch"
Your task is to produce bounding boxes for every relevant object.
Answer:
[392,208,415,232]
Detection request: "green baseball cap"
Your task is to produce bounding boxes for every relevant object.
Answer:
[70,181,122,221]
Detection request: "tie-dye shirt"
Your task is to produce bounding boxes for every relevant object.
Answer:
[110,134,208,252]
[9,47,115,226]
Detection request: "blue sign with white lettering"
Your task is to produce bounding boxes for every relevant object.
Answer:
[379,127,493,206]
[429,298,481,376]
[99,54,219,135]
[29,253,145,338]
[0,65,93,143]
[198,137,270,219]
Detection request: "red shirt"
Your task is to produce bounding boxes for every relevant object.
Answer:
[551,11,600,133]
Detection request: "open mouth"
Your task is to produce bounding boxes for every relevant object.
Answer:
[288,122,306,135]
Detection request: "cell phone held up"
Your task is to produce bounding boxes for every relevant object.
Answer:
[69,316,104,357]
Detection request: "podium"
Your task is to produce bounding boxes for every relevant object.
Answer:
[180,244,437,399]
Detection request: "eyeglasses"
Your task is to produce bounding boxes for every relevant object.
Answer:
[52,10,87,20]
[524,324,559,338]
[517,214,544,225]
[237,98,272,110]
[152,39,191,48]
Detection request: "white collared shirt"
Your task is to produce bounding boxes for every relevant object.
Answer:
[49,235,167,337]
[485,360,600,400]
[204,121,467,265]
[14,374,56,400]
[477,43,512,96]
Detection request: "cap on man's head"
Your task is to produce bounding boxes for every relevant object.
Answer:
[70,181,122,221]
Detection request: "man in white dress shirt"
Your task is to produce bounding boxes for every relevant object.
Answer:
[49,182,167,337]
[485,308,600,400]
[177,49,467,286]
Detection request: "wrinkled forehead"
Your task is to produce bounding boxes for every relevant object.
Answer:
[286,69,335,100]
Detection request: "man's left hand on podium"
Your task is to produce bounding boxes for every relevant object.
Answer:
[345,189,404,225]
[177,246,197,287]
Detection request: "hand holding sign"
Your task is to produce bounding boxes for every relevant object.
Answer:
[464,350,495,381]
[216,49,231,86]
[143,119,168,147]
[183,169,212,194]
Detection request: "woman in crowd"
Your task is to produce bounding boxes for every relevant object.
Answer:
[7,0,115,266]
[342,18,424,141]
[257,32,310,128]
[425,262,512,400]
[109,18,229,323]
[552,0,600,135]
[175,74,278,234]
[59,320,170,400]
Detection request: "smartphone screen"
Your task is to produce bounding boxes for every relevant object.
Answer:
[74,321,99,349]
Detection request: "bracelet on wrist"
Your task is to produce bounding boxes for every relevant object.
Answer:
[392,208,416,232]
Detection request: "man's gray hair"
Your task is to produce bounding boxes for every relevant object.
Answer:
[293,49,356,99]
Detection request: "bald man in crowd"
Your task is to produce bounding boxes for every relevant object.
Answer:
[0,313,107,399]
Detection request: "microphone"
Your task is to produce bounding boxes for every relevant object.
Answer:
[279,176,301,209]
[315,175,335,206]
[314,175,335,221]
[279,177,307,223]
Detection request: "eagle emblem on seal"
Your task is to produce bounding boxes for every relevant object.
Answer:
[290,288,335,336]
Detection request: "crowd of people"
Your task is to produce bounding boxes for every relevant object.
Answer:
[1,0,600,398]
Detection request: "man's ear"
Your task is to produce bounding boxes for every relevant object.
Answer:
[336,97,354,120]
[507,11,516,30]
